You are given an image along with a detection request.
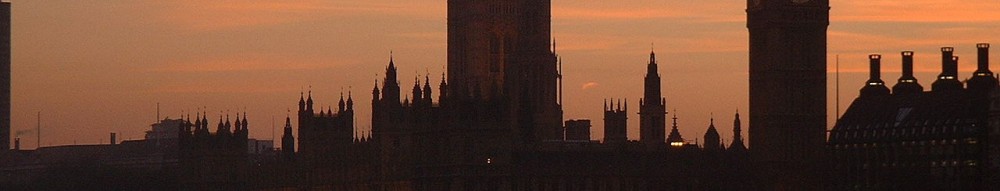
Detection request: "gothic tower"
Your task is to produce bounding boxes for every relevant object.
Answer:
[640,51,667,146]
[747,0,829,189]
[281,116,295,160]
[730,111,747,152]
[603,99,628,144]
[447,0,562,143]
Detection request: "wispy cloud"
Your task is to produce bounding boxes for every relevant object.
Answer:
[581,82,600,90]
[152,0,444,32]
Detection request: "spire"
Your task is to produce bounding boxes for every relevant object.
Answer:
[242,112,248,131]
[347,90,354,111]
[672,112,678,130]
[306,89,314,111]
[616,99,622,111]
[667,110,684,146]
[234,114,242,131]
[704,115,721,150]
[298,91,305,111]
[423,74,433,103]
[339,92,346,112]
[730,109,747,152]
[439,73,448,102]
[412,76,423,105]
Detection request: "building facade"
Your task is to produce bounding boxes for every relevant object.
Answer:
[746,0,830,189]
[829,44,999,190]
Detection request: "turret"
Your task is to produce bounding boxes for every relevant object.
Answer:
[298,92,306,111]
[412,77,422,105]
[234,114,242,132]
[703,117,721,151]
[729,110,747,152]
[306,91,314,112]
[281,116,295,160]
[439,74,448,103]
[241,112,248,132]
[860,54,890,97]
[423,75,433,104]
[892,51,923,94]
[667,112,684,147]
[382,55,401,105]
[338,93,346,113]
[347,91,354,111]
[373,79,380,102]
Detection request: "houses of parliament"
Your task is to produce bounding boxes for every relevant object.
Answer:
[2,0,1000,190]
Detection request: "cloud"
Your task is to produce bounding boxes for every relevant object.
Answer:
[581,82,600,90]
[152,0,444,32]
[146,54,359,73]
[834,0,1000,23]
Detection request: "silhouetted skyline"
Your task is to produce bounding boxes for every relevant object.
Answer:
[4,0,999,151]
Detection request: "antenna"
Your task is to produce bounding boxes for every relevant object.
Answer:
[558,57,563,106]
[836,54,840,120]
[271,115,275,141]
[36,111,40,149]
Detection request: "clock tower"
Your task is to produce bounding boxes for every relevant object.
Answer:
[747,0,829,190]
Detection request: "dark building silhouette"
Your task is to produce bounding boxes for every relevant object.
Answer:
[280,116,294,161]
[730,111,748,152]
[829,44,999,190]
[746,0,829,189]
[603,99,628,144]
[667,113,684,147]
[0,2,9,152]
[704,117,722,151]
[177,113,250,190]
[447,0,563,144]
[563,119,591,141]
[640,51,667,148]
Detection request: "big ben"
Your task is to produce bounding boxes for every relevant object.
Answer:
[747,0,829,190]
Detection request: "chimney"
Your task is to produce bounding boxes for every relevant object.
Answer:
[893,51,924,94]
[901,51,915,79]
[977,43,991,75]
[861,54,890,96]
[868,54,883,83]
[13,137,19,151]
[941,47,957,77]
[110,133,117,145]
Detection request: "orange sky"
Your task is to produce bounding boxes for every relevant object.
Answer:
[8,0,1000,149]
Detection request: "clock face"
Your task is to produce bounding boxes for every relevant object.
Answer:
[791,0,810,4]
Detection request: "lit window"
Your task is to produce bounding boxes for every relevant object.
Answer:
[670,142,684,147]
[486,158,492,164]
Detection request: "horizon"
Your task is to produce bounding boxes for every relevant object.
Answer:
[8,0,1000,149]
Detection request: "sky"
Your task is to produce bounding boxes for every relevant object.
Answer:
[8,0,1000,149]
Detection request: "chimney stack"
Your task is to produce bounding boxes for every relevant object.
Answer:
[868,54,883,83]
[941,47,957,77]
[977,43,991,75]
[13,137,18,151]
[861,54,890,96]
[110,133,117,145]
[893,51,924,94]
[901,51,915,79]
